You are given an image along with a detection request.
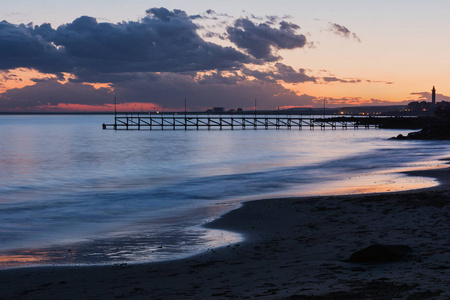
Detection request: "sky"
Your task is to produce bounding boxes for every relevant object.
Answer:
[1,0,450,112]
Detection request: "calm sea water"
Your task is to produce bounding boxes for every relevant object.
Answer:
[0,115,448,268]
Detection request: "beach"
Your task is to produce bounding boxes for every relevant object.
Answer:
[0,167,449,299]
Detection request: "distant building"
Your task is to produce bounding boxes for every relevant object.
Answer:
[432,86,436,105]
[213,107,224,113]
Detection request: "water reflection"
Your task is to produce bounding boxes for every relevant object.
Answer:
[0,227,242,269]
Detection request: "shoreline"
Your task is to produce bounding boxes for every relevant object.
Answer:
[1,167,450,299]
[0,162,440,271]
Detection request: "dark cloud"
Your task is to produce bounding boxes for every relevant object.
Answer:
[188,14,203,20]
[227,18,307,61]
[279,21,300,31]
[191,9,231,20]
[197,71,246,85]
[67,70,162,84]
[306,41,318,49]
[322,77,394,84]
[0,8,252,79]
[249,14,291,24]
[366,80,394,84]
[409,92,429,100]
[328,22,361,42]
[202,31,227,40]
[0,21,67,73]
[0,80,113,110]
[367,98,409,105]
[265,15,279,24]
[243,63,316,83]
[195,63,316,86]
[0,72,316,111]
[409,91,450,102]
[273,63,315,83]
[0,8,309,86]
[117,72,315,110]
[322,77,362,84]
[57,8,252,74]
[0,67,403,112]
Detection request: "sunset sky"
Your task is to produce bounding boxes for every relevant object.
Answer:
[1,0,450,112]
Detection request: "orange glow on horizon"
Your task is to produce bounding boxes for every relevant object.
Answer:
[0,68,443,111]
[283,80,410,106]
[34,102,163,112]
[278,105,313,110]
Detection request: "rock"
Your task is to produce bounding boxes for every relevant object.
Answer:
[347,244,413,263]
[390,134,406,140]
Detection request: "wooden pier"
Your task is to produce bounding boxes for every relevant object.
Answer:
[102,113,385,130]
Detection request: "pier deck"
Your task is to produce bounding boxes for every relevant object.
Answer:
[102,113,385,130]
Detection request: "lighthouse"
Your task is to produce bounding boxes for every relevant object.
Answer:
[432,86,436,105]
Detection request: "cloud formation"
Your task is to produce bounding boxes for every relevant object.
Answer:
[227,19,307,61]
[0,21,66,73]
[0,68,401,112]
[409,91,450,102]
[0,73,316,112]
[322,77,362,84]
[0,80,113,111]
[0,7,393,112]
[321,76,393,85]
[328,22,361,42]
[0,8,312,80]
[243,63,316,83]
[0,8,253,79]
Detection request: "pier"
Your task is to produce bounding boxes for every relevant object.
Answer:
[102,113,386,130]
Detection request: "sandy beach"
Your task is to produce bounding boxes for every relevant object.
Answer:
[1,167,449,299]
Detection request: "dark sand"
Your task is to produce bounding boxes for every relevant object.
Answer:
[1,168,449,299]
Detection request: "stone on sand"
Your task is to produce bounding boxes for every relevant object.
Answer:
[347,244,413,263]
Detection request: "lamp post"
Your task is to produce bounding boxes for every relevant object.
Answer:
[323,98,326,119]
[114,96,117,129]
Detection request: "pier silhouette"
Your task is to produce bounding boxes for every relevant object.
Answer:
[102,113,393,130]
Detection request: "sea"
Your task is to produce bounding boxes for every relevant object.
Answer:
[0,114,448,269]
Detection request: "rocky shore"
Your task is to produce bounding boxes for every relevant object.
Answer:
[392,123,450,140]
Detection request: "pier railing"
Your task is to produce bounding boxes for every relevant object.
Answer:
[102,113,387,130]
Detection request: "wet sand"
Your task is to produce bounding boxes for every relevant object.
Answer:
[1,168,449,299]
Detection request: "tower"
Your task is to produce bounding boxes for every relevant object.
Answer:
[432,86,436,105]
